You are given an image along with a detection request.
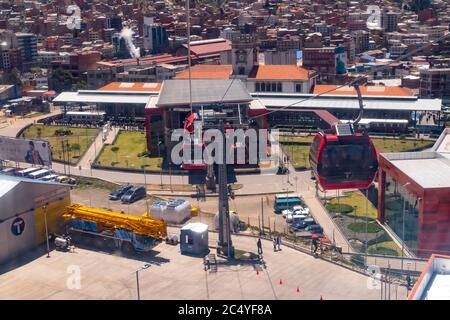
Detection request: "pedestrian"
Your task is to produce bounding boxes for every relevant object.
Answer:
[257,238,263,255]
[273,238,277,252]
[277,235,282,251]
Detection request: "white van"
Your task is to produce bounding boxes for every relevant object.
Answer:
[1,168,16,176]
[16,167,40,177]
[28,169,51,179]
[40,174,59,182]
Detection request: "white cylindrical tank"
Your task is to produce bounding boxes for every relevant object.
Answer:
[214,211,240,233]
[150,199,191,224]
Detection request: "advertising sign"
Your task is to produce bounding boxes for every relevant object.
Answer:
[0,136,52,166]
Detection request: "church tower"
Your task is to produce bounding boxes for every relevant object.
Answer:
[231,34,258,77]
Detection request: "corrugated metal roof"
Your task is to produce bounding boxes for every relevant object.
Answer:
[258,95,441,111]
[156,79,252,107]
[53,91,153,104]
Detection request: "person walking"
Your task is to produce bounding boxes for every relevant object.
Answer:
[257,238,263,256]
[277,235,282,251]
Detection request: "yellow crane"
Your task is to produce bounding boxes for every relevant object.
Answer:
[63,204,167,239]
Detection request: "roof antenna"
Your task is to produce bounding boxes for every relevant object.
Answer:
[186,0,193,113]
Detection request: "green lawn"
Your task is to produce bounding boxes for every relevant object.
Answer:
[347,221,382,233]
[371,138,434,153]
[279,135,314,144]
[327,191,378,219]
[95,131,162,170]
[21,125,99,164]
[368,241,402,256]
[282,144,311,169]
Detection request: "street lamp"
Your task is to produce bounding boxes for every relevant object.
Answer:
[42,205,50,258]
[136,263,151,300]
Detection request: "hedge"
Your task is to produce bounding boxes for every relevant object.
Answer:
[326,203,354,214]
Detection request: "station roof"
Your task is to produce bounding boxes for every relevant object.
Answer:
[256,93,441,111]
[53,90,155,104]
[0,175,67,199]
[97,82,161,92]
[409,254,450,300]
[156,79,252,107]
[313,85,414,97]
[382,153,450,189]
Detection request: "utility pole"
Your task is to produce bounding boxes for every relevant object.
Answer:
[43,205,50,258]
[261,197,265,235]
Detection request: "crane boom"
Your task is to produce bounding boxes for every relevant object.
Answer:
[63,204,167,239]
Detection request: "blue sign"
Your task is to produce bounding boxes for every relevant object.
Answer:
[11,217,25,236]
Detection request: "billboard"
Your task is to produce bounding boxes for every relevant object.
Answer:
[0,136,52,166]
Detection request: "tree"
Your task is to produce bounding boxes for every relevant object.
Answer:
[0,68,22,86]
[48,67,74,93]
[111,146,120,163]
[75,80,87,90]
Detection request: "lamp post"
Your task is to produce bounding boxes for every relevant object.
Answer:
[42,205,50,258]
[401,182,411,274]
[136,263,151,300]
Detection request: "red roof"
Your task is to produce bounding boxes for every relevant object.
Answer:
[175,64,232,79]
[97,82,161,92]
[248,65,311,80]
[184,39,231,56]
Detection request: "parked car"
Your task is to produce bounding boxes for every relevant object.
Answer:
[282,205,309,219]
[286,213,310,224]
[289,223,306,233]
[305,224,323,234]
[109,185,133,200]
[40,174,59,182]
[56,176,76,185]
[121,186,147,204]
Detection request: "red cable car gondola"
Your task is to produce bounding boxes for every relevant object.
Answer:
[309,84,379,191]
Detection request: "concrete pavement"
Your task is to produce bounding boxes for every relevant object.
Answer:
[0,230,405,300]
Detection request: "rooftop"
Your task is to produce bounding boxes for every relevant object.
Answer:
[175,64,233,79]
[248,65,312,80]
[183,38,231,56]
[97,82,162,92]
[313,85,414,97]
[381,129,450,189]
[156,79,252,107]
[409,254,450,300]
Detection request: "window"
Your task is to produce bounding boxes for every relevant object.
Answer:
[255,82,260,92]
[277,82,282,92]
[271,83,277,92]
[295,83,302,93]
[238,67,245,75]
[261,82,266,92]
